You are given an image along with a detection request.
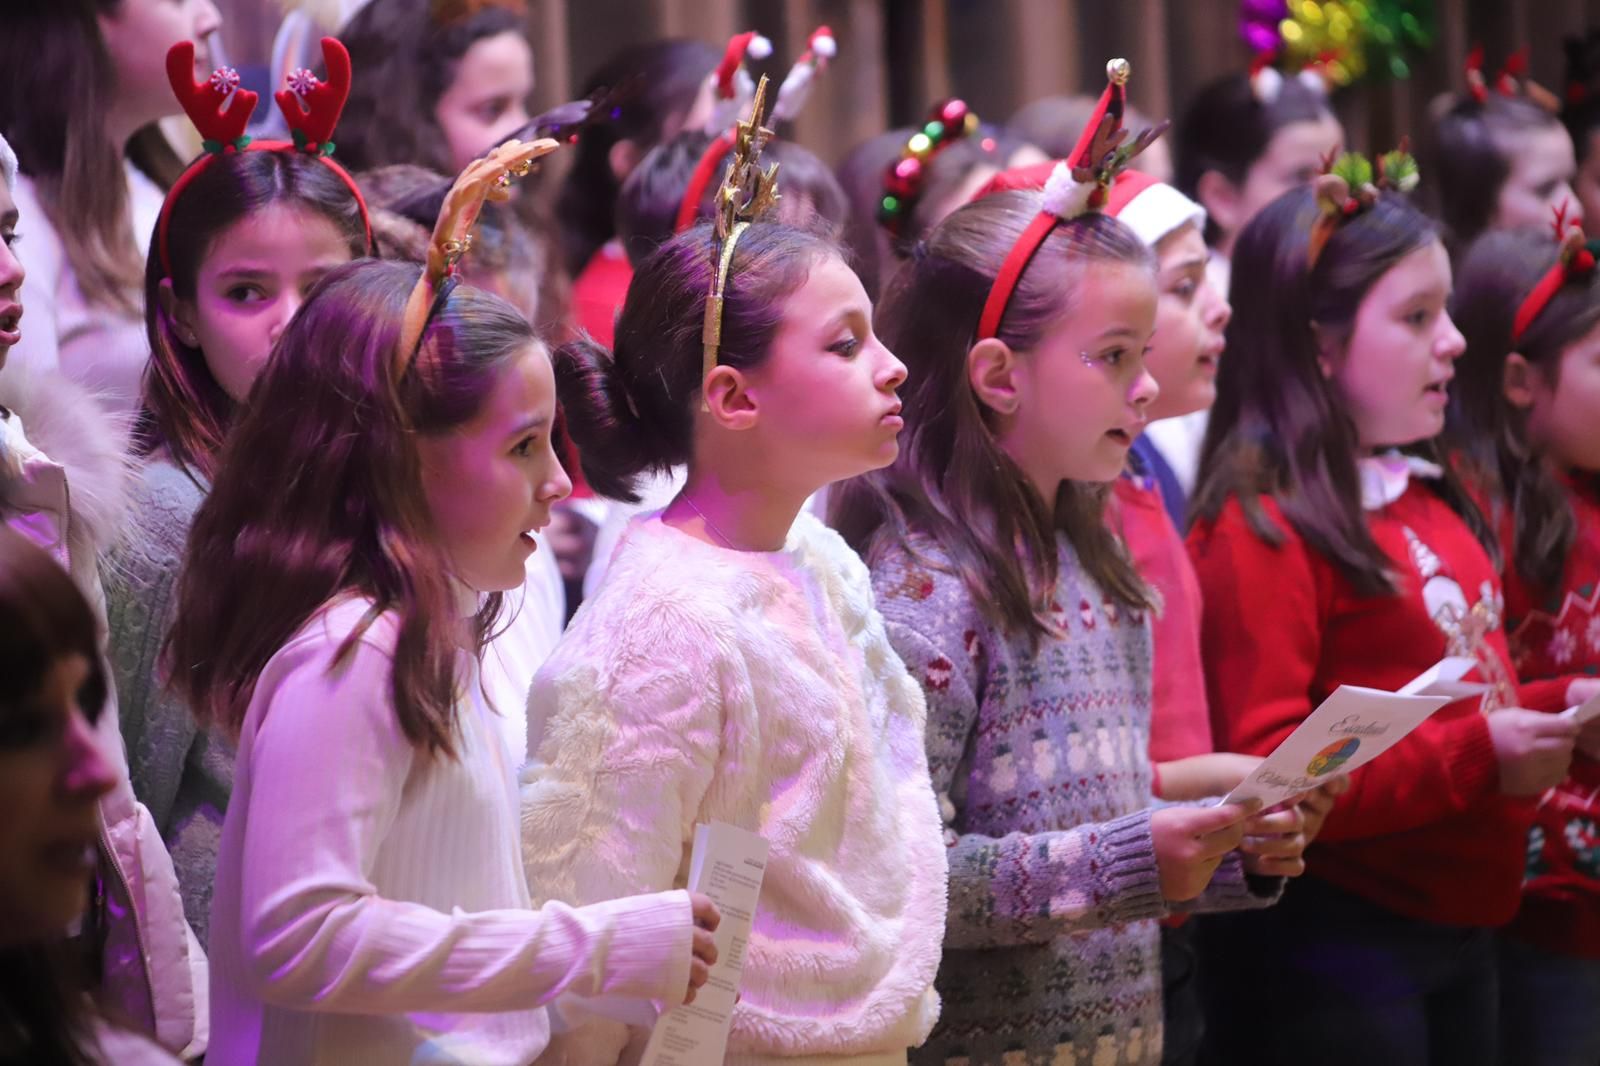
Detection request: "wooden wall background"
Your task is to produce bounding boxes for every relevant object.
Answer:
[217,0,1600,166]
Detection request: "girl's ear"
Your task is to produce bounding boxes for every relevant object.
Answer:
[702,364,760,430]
[1196,169,1243,240]
[158,278,200,349]
[1502,351,1538,409]
[608,138,642,184]
[1309,320,1339,379]
[968,337,1022,415]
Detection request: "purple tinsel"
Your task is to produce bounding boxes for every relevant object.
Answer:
[1239,0,1289,53]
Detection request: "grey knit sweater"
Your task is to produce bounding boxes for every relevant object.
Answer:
[102,456,233,946]
[872,535,1277,1066]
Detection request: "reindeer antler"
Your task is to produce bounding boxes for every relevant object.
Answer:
[166,41,257,151]
[275,37,352,155]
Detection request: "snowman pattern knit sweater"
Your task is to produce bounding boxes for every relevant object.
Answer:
[872,535,1278,1066]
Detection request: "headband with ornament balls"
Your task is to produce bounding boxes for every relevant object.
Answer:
[674,27,835,234]
[1305,140,1419,269]
[1248,49,1333,104]
[1512,200,1600,342]
[701,74,781,410]
[975,59,1167,341]
[395,137,560,374]
[877,97,985,240]
[157,37,373,278]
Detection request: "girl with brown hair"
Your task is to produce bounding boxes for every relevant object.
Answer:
[166,146,715,1064]
[829,68,1300,1064]
[0,0,221,414]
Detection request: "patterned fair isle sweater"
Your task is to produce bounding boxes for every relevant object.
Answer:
[872,535,1279,1066]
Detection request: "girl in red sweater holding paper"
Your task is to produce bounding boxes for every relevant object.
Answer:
[1448,219,1600,1066]
[1186,151,1580,1066]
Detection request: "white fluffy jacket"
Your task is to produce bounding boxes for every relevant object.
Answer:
[521,511,948,1066]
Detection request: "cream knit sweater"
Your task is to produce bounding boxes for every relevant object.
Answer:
[207,597,695,1066]
[521,511,948,1066]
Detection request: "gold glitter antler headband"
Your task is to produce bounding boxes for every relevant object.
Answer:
[701,74,781,410]
[395,137,560,374]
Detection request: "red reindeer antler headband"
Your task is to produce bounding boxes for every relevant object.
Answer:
[156,38,373,277]
[975,59,1167,341]
[1513,200,1600,342]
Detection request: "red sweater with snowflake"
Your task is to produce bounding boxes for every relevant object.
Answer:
[1188,483,1565,927]
[1502,473,1600,956]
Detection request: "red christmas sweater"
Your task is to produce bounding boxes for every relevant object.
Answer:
[1113,470,1214,763]
[1502,473,1600,956]
[1188,481,1565,927]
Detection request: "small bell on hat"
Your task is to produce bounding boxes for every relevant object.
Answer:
[704,31,774,134]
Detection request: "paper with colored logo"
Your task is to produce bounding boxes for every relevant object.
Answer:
[1223,659,1480,807]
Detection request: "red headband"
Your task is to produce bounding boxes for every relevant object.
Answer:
[976,59,1166,340]
[156,38,373,277]
[1513,201,1599,342]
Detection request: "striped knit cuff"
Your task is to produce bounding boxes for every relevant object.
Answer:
[584,889,695,1003]
[1171,850,1283,914]
[1097,808,1168,926]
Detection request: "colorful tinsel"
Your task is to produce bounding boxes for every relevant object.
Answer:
[1239,0,1435,86]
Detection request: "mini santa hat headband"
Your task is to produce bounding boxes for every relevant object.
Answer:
[1465,44,1559,111]
[1305,141,1419,270]
[1249,49,1332,104]
[976,59,1167,341]
[157,38,373,278]
[1513,200,1600,342]
[675,26,836,234]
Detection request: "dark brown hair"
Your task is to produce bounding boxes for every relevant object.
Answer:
[0,0,183,315]
[0,528,107,1064]
[1447,227,1600,592]
[139,150,370,481]
[616,131,849,268]
[555,38,720,275]
[1174,73,1334,247]
[555,220,840,501]
[829,192,1157,644]
[1422,93,1565,254]
[166,260,539,755]
[1191,185,1492,594]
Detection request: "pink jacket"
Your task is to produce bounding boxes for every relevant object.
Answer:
[0,365,208,1059]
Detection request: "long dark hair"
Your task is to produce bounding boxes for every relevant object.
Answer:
[139,150,370,480]
[1191,185,1492,594]
[1447,228,1600,593]
[0,0,183,315]
[1422,93,1564,254]
[555,220,840,502]
[616,132,849,268]
[167,261,539,755]
[336,0,527,174]
[555,39,719,276]
[830,192,1157,644]
[1174,73,1333,247]
[0,528,108,1066]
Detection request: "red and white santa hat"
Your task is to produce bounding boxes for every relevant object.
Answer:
[703,30,774,134]
[976,159,1204,249]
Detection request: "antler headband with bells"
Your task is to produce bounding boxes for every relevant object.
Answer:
[157,38,373,277]
[394,138,562,375]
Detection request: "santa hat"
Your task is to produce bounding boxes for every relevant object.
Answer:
[978,162,1204,249]
[703,31,773,134]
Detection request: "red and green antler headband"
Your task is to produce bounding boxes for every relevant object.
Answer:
[1513,200,1600,342]
[975,59,1167,341]
[156,38,374,277]
[1305,140,1419,269]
